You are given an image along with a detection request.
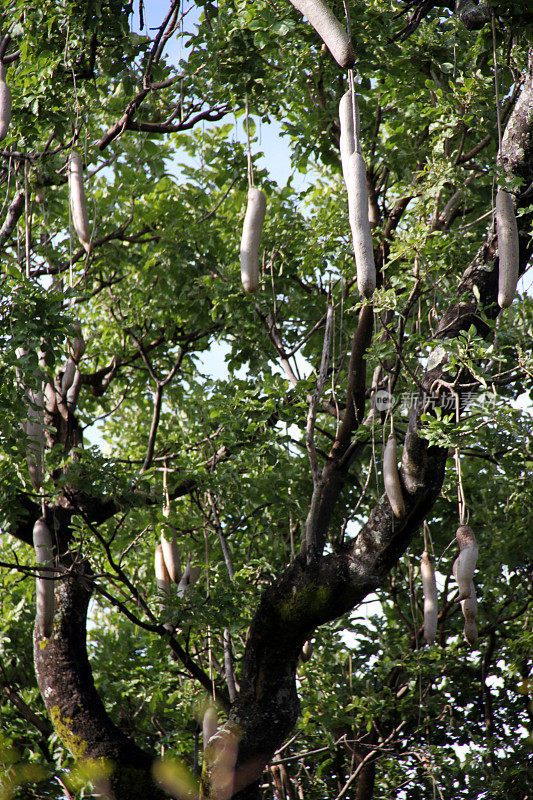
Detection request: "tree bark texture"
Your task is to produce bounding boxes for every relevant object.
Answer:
[33,559,167,800]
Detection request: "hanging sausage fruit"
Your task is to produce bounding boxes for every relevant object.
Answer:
[338,90,376,298]
[33,518,55,638]
[288,1,355,69]
[452,524,478,601]
[495,187,519,308]
[420,551,438,644]
[0,63,12,141]
[383,431,405,518]
[68,151,92,253]
[240,188,266,293]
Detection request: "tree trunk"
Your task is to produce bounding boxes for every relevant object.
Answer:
[33,559,167,800]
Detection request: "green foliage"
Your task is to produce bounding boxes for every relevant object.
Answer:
[0,1,532,798]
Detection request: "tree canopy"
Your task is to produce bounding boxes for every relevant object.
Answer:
[0,2,532,799]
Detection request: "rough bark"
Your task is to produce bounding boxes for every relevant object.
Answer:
[33,557,167,800]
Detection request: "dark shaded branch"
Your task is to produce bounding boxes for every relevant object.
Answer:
[330,304,374,462]
[0,190,24,249]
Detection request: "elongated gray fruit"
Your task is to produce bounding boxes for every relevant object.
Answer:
[347,152,376,298]
[461,580,477,621]
[155,543,171,595]
[289,1,355,68]
[496,187,519,308]
[460,578,478,648]
[0,64,12,142]
[69,321,86,363]
[240,188,266,293]
[66,366,81,411]
[161,531,181,583]
[26,389,45,491]
[43,381,57,414]
[61,357,76,394]
[453,524,478,600]
[339,90,360,177]
[68,152,91,253]
[463,618,477,646]
[301,640,314,662]
[203,705,218,749]
[38,349,58,414]
[177,558,201,598]
[420,551,438,644]
[33,518,55,637]
[383,433,405,518]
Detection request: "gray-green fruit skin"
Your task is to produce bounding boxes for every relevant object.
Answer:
[339,90,360,174]
[69,152,91,253]
[453,525,478,600]
[154,544,171,595]
[26,389,45,491]
[421,551,438,644]
[496,188,519,308]
[348,152,376,299]
[383,434,405,518]
[61,358,76,394]
[203,705,218,748]
[33,519,55,638]
[161,532,182,583]
[289,0,356,68]
[0,64,11,141]
[240,188,266,293]
[301,639,314,662]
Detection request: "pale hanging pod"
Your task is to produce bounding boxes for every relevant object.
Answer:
[160,531,182,583]
[461,580,478,646]
[338,90,360,176]
[177,556,201,598]
[33,518,55,638]
[69,321,86,363]
[15,346,27,381]
[495,187,519,308]
[288,1,356,69]
[154,544,171,596]
[461,580,477,622]
[0,63,12,142]
[300,639,314,662]
[38,349,58,414]
[66,366,81,411]
[347,151,376,299]
[383,433,405,518]
[61,357,77,394]
[240,187,266,293]
[203,704,219,750]
[43,381,58,414]
[338,91,376,298]
[420,551,438,644]
[452,525,478,601]
[68,151,91,253]
[26,389,45,492]
[463,617,477,646]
